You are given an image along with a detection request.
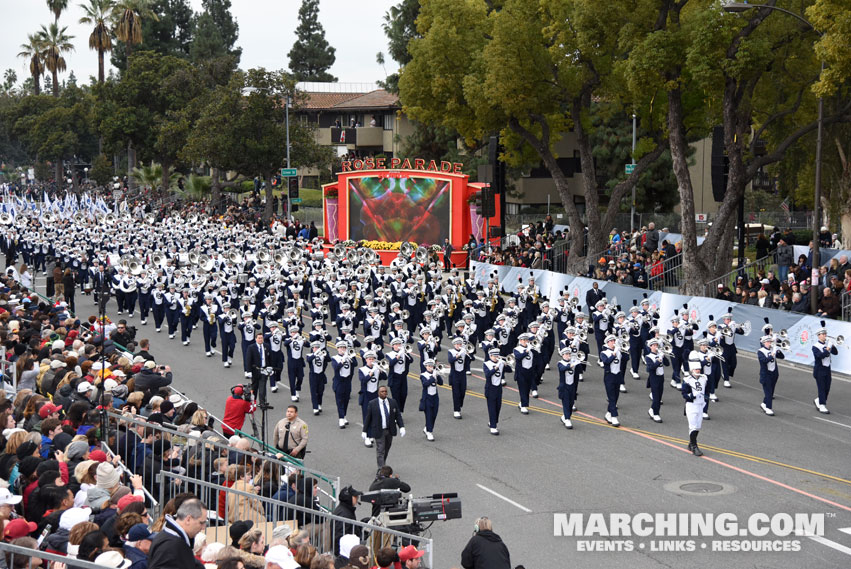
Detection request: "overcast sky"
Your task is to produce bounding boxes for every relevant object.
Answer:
[0,0,399,87]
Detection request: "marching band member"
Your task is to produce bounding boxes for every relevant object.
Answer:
[644,339,668,423]
[151,282,166,332]
[667,313,685,389]
[305,341,329,415]
[682,360,707,456]
[719,312,745,388]
[283,325,305,401]
[358,351,385,432]
[757,334,784,415]
[164,283,181,339]
[265,322,285,393]
[600,335,622,427]
[217,301,237,368]
[200,295,220,357]
[419,359,442,441]
[386,338,413,412]
[690,338,713,420]
[177,288,195,346]
[138,274,153,325]
[513,333,535,414]
[592,299,610,362]
[483,349,509,435]
[447,337,470,419]
[557,346,580,429]
[704,319,723,402]
[238,313,258,379]
[812,324,838,414]
[330,340,355,428]
[417,329,440,372]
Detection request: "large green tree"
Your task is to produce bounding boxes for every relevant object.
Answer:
[200,0,240,58]
[111,0,160,65]
[377,0,419,93]
[401,0,665,267]
[287,0,336,82]
[625,0,851,293]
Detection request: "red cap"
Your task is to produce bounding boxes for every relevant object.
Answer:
[4,519,37,539]
[39,403,63,419]
[398,546,425,562]
[117,494,143,512]
[88,450,108,463]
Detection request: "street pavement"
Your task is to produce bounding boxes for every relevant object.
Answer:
[62,285,851,569]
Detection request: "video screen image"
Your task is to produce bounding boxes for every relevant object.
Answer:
[348,175,450,244]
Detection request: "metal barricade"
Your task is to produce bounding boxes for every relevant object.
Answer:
[0,347,16,395]
[157,471,433,569]
[0,541,105,569]
[703,255,774,297]
[105,411,340,511]
[841,290,851,322]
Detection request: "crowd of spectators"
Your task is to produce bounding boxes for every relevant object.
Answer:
[470,218,682,289]
[0,267,438,569]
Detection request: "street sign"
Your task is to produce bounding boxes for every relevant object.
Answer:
[280,168,297,177]
[695,213,708,222]
[625,164,636,174]
[291,198,303,204]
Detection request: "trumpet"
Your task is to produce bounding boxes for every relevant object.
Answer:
[616,339,630,354]
[500,354,516,368]
[771,339,791,351]
[435,363,447,375]
[571,351,587,363]
[377,360,389,374]
[227,309,240,321]
[826,334,845,347]
[530,338,541,351]
[708,346,726,361]
[466,342,476,354]
[405,344,413,354]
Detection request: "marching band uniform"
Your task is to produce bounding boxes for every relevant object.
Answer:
[239,315,259,378]
[305,342,329,415]
[200,298,220,356]
[600,335,622,427]
[483,349,507,434]
[265,324,285,393]
[812,327,838,414]
[419,360,442,441]
[682,361,707,456]
[283,327,306,401]
[557,348,579,429]
[177,290,195,345]
[330,341,355,428]
[757,335,783,415]
[386,340,413,412]
[447,339,469,418]
[217,304,237,367]
[152,284,166,331]
[644,340,668,423]
[358,355,385,426]
[513,335,535,414]
[719,314,744,388]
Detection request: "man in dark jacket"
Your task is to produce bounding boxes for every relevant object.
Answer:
[461,517,511,569]
[148,498,206,569]
[331,486,363,553]
[585,282,604,314]
[134,361,173,397]
[368,466,411,517]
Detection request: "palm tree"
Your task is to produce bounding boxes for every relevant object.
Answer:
[79,0,115,84]
[47,0,69,24]
[112,0,158,60]
[131,162,177,191]
[37,23,75,97]
[17,34,45,96]
[173,174,212,202]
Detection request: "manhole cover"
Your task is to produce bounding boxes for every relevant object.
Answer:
[679,482,724,493]
[663,480,736,496]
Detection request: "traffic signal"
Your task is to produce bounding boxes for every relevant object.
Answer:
[288,177,299,199]
[481,185,495,217]
[291,204,299,213]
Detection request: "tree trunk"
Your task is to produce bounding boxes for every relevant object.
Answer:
[52,69,59,97]
[572,96,607,258]
[160,158,171,194]
[263,172,274,223]
[32,72,40,95]
[54,160,63,189]
[211,167,222,214]
[841,212,851,249]
[127,141,136,191]
[71,168,80,194]
[98,48,105,84]
[668,88,711,294]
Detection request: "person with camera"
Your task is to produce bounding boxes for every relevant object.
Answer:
[223,384,256,436]
[367,466,411,517]
[134,360,173,398]
[273,405,308,459]
[112,319,137,351]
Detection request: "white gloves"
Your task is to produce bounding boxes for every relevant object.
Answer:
[399,427,406,438]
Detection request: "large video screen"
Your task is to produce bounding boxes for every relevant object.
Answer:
[348,175,451,244]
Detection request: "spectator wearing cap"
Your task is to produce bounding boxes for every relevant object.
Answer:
[124,523,154,569]
[398,545,425,569]
[331,486,363,552]
[95,550,132,569]
[334,534,359,569]
[273,405,308,460]
[4,518,36,542]
[264,545,299,569]
[0,489,23,536]
[44,507,90,554]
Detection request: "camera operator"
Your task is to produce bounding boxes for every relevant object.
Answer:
[223,384,256,436]
[111,319,137,351]
[367,466,411,517]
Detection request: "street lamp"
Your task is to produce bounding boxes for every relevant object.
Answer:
[84,167,89,183]
[722,1,825,315]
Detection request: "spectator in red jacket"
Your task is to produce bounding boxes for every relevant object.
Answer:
[222,385,255,436]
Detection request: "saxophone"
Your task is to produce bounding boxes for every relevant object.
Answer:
[208,309,216,325]
[184,302,192,317]
[489,292,498,313]
[448,296,456,317]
